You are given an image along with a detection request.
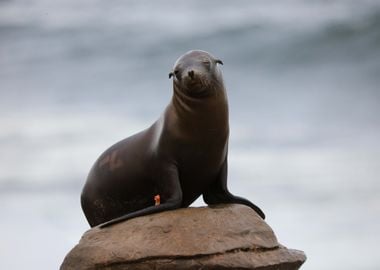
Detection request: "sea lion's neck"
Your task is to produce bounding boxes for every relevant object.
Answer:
[174,83,227,114]
[169,84,229,137]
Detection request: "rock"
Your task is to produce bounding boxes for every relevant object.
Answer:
[61,204,306,270]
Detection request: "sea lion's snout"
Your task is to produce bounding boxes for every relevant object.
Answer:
[181,67,207,90]
[183,67,201,82]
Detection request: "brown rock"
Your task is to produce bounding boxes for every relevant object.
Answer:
[61,204,306,270]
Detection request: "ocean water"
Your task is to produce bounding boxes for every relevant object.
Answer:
[1,0,380,269]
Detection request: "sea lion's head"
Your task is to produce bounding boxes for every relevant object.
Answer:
[169,50,224,97]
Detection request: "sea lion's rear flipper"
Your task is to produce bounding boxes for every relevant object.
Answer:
[98,200,181,228]
[99,166,183,228]
[203,158,266,219]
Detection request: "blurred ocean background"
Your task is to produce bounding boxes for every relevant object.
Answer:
[1,0,380,269]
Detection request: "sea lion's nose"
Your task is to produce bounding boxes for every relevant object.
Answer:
[188,70,194,79]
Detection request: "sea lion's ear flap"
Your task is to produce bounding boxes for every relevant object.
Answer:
[215,59,223,65]
[169,72,174,79]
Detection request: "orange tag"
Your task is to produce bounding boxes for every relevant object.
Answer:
[154,194,161,206]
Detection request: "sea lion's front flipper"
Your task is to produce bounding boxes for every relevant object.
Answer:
[202,158,266,219]
[99,166,183,228]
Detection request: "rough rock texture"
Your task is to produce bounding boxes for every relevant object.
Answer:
[61,204,306,270]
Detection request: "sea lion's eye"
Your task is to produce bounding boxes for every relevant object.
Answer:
[215,59,223,65]
[202,61,211,70]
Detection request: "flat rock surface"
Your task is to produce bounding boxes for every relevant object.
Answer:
[61,204,306,269]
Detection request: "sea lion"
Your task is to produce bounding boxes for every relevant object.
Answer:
[81,50,265,228]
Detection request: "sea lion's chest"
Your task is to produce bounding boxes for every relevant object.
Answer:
[174,142,226,206]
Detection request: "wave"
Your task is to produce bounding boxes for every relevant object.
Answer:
[1,0,380,73]
[193,9,380,70]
